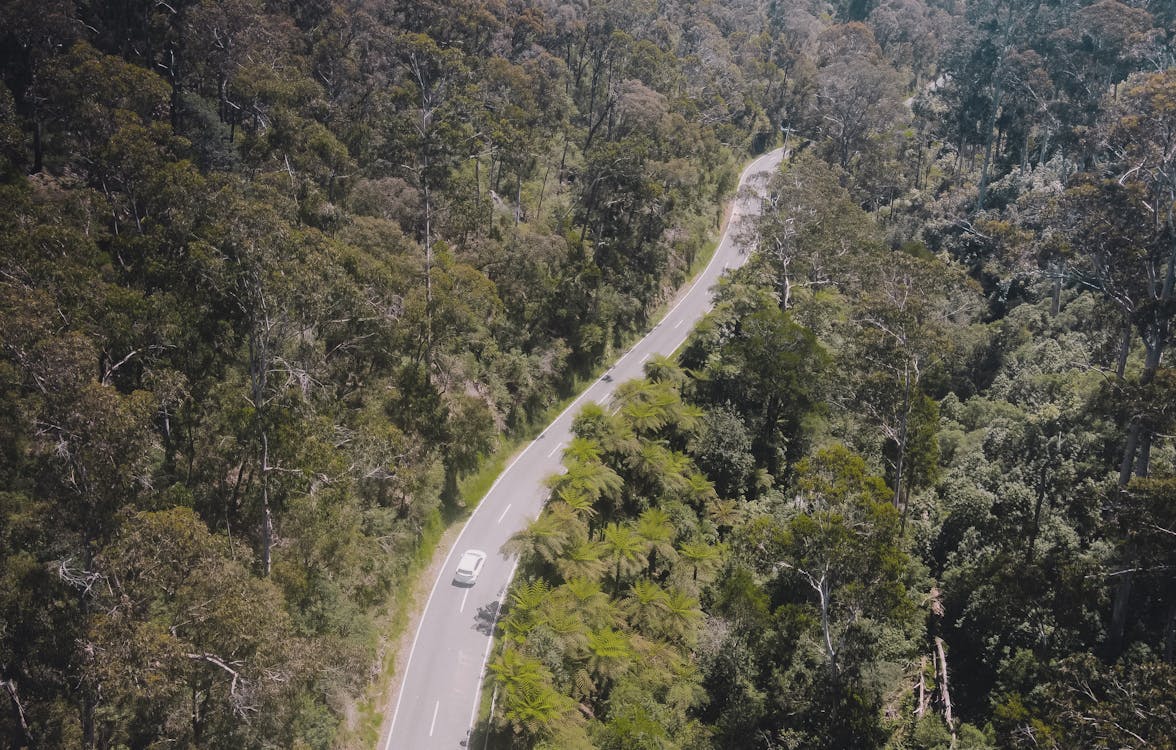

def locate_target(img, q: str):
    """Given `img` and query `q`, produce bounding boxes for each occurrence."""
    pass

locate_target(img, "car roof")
[459,549,486,564]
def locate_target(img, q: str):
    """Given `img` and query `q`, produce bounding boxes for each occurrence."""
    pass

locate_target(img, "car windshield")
[458,554,479,571]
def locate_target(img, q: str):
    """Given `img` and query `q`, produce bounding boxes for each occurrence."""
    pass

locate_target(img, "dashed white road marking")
[466,556,520,737]
[496,504,512,524]
[381,148,783,750]
[547,441,564,457]
[460,589,469,613]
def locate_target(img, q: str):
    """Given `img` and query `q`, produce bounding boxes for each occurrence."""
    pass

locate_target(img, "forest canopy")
[0,0,1174,748]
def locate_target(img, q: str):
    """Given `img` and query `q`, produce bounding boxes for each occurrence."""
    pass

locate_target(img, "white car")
[453,549,487,585]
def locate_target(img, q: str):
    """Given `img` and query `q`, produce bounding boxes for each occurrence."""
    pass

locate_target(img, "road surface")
[380,147,784,750]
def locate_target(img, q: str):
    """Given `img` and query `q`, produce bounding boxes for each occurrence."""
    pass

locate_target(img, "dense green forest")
[0,0,1174,747]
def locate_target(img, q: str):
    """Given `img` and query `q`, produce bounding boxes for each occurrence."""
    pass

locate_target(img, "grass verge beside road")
[349,148,766,749]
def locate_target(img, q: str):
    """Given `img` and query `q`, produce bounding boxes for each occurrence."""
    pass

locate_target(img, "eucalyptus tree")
[1113,476,1176,661]
[698,299,828,475]
[811,31,906,177]
[1022,69,1176,655]
[749,152,879,310]
[381,32,475,359]
[89,508,309,747]
[1100,69,1176,484]
[688,406,756,501]
[932,0,1049,209]
[1053,175,1159,382]
[845,250,978,518]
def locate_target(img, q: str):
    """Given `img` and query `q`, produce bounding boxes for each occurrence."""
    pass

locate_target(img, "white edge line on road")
[655,150,779,325]
[495,504,512,524]
[483,686,499,750]
[467,556,521,735]
[383,148,783,749]
[429,701,439,737]
[572,153,779,386]
[384,356,601,746]
[453,151,782,739]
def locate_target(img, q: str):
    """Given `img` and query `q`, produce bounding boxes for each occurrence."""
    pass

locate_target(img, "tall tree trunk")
[893,365,912,514]
[975,73,1004,211]
[935,637,956,742]
[166,43,182,131]
[557,133,570,183]
[1026,462,1048,564]
[474,151,481,203]
[82,688,96,750]
[1116,314,1132,378]
[1118,419,1141,488]
[953,135,963,186]
[248,323,273,576]
[423,165,434,361]
[515,171,523,226]
[913,137,924,191]
[1164,592,1176,664]
[261,431,272,576]
[1110,402,1142,656]
[536,158,552,217]
[32,116,43,173]
[1108,568,1134,656]
[780,262,793,311]
[1135,429,1153,478]
[818,574,838,677]
[1122,335,1166,485]
[2,676,33,745]
[1136,226,1176,477]
[579,180,600,249]
[915,656,928,718]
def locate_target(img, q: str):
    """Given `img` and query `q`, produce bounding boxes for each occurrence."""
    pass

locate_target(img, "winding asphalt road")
[380,147,784,750]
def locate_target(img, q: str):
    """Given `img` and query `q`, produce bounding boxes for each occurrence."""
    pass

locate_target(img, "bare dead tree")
[2,675,33,744]
[935,636,956,743]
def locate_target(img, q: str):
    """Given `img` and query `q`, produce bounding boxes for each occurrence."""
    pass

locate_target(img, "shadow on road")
[474,600,500,635]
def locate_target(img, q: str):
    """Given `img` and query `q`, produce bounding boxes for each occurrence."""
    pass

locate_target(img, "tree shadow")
[473,599,500,636]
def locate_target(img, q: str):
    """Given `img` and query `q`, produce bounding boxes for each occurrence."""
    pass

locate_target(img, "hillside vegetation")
[0,0,1174,748]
